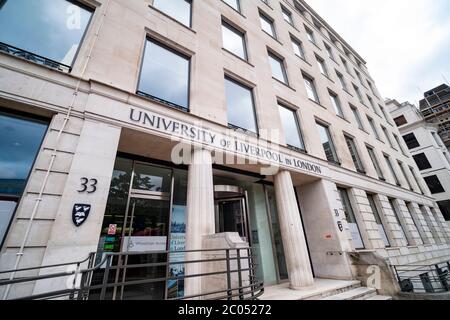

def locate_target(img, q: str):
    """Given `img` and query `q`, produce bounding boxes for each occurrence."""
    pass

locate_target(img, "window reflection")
[138,39,190,110]
[132,164,172,193]
[225,77,258,134]
[153,0,192,27]
[0,0,93,66]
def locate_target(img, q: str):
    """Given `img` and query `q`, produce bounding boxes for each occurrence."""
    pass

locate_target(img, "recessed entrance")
[214,185,250,243]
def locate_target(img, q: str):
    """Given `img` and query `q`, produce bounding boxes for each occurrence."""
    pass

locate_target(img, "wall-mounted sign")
[122,236,167,252]
[337,221,343,232]
[72,204,91,227]
[108,224,117,235]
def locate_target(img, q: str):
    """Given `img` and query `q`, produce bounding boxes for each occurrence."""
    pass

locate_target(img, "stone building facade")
[0,0,450,299]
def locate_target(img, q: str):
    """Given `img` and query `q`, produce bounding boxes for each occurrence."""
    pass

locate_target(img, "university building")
[1,0,450,300]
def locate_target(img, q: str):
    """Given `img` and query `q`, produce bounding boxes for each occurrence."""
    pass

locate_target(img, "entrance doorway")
[214,185,250,243]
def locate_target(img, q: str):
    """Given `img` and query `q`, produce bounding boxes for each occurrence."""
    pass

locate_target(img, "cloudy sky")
[306,0,450,105]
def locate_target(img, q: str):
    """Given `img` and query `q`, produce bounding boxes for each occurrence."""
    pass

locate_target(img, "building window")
[281,6,294,25]
[260,13,276,38]
[393,115,408,127]
[345,135,365,173]
[350,105,364,130]
[268,52,288,84]
[336,71,348,91]
[138,39,190,110]
[398,161,413,190]
[153,0,192,27]
[380,105,390,123]
[329,91,344,117]
[316,55,328,76]
[388,198,409,245]
[366,146,384,180]
[410,166,424,194]
[367,95,377,114]
[291,37,305,59]
[305,27,315,44]
[338,188,365,249]
[424,175,445,194]
[406,202,424,243]
[367,194,390,247]
[384,155,400,186]
[223,0,240,12]
[341,57,350,74]
[324,43,334,61]
[278,104,305,151]
[353,84,364,104]
[0,0,94,71]
[0,111,49,246]
[402,133,420,149]
[225,77,258,134]
[316,122,339,163]
[222,21,247,60]
[413,153,432,171]
[393,134,407,155]
[354,69,363,84]
[367,117,380,140]
[382,126,395,149]
[367,80,376,96]
[302,73,320,103]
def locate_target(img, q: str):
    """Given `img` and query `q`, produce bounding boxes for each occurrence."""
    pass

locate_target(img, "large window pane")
[260,14,276,38]
[138,39,190,110]
[225,78,258,134]
[367,194,390,247]
[424,175,445,194]
[269,53,288,84]
[153,0,192,27]
[303,74,319,103]
[278,104,304,150]
[403,133,420,149]
[291,38,305,59]
[0,0,93,67]
[388,199,409,245]
[384,155,400,186]
[329,91,343,117]
[338,188,364,249]
[222,22,246,60]
[316,123,339,163]
[367,146,384,180]
[223,0,240,11]
[345,136,365,173]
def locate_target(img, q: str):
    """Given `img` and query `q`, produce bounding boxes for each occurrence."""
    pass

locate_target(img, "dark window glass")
[413,153,432,170]
[394,115,407,126]
[424,175,445,194]
[0,0,93,67]
[338,188,364,249]
[345,136,365,173]
[403,133,420,149]
[316,123,339,163]
[0,112,48,246]
[278,104,304,150]
[225,77,258,134]
[153,0,192,27]
[222,22,247,60]
[367,146,384,180]
[138,39,190,110]
[437,200,450,221]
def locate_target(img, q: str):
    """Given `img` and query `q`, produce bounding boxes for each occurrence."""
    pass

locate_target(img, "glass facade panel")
[278,104,304,150]
[260,14,275,38]
[317,123,339,163]
[367,194,390,247]
[223,0,240,11]
[222,22,246,60]
[0,0,93,66]
[269,53,287,84]
[132,163,172,193]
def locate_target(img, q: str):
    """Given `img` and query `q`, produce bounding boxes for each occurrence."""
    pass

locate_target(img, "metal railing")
[0,247,263,301]
[0,42,72,72]
[392,260,450,294]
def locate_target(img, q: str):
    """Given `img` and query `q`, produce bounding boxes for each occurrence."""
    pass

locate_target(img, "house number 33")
[78,178,98,194]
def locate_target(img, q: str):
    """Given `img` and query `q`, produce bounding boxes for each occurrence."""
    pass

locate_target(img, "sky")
[306,0,450,106]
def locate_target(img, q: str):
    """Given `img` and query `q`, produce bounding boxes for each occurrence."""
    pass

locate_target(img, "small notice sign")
[108,224,117,235]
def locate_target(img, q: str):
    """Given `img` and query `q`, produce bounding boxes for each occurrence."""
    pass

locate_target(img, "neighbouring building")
[387,99,450,229]
[419,84,450,150]
[1,0,450,300]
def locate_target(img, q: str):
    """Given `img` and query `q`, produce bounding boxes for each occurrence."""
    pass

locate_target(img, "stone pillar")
[274,171,314,289]
[32,119,121,295]
[184,148,215,298]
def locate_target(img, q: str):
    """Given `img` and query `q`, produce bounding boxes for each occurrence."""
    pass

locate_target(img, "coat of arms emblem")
[72,204,91,227]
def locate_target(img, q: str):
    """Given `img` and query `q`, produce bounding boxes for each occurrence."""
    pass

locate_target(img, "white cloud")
[306,0,450,105]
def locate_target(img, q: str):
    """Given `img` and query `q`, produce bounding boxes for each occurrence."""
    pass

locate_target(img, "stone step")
[365,295,393,300]
[322,287,377,300]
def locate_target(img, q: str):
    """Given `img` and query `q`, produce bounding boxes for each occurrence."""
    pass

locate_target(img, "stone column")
[184,148,215,298]
[274,171,314,289]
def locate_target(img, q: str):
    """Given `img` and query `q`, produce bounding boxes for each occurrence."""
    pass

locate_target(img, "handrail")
[0,247,263,301]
